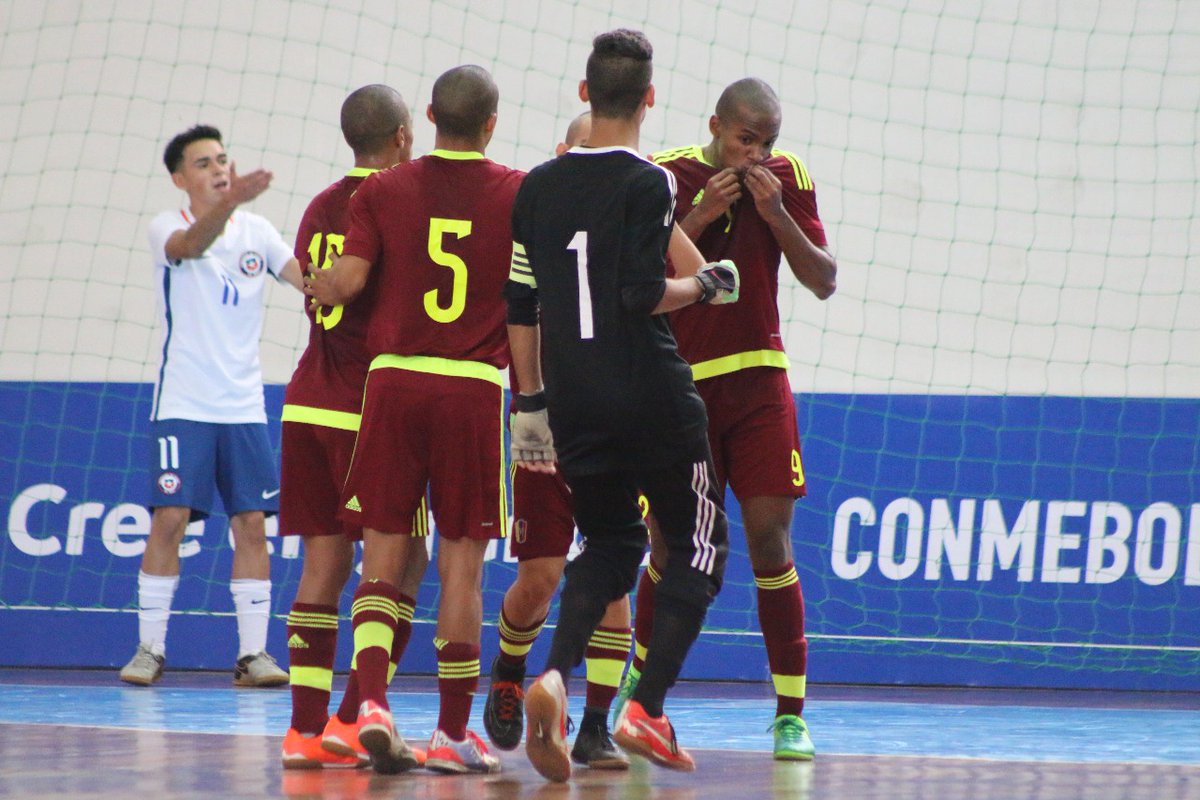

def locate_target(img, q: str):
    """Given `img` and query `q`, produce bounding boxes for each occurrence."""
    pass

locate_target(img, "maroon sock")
[755,563,808,717]
[286,602,338,734]
[436,640,480,740]
[631,558,662,673]
[349,580,400,711]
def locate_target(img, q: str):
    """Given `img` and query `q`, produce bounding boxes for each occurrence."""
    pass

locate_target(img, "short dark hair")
[341,84,411,157]
[714,78,781,122]
[430,65,499,139]
[585,29,653,118]
[163,125,222,173]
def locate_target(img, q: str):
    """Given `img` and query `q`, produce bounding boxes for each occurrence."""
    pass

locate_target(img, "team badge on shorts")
[239,251,266,277]
[513,518,527,544]
[157,472,182,495]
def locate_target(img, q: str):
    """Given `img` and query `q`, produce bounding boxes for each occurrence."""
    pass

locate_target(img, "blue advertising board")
[2,382,1197,690]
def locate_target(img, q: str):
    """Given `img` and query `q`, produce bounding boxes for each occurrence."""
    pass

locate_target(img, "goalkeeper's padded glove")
[694,259,740,305]
[511,392,556,464]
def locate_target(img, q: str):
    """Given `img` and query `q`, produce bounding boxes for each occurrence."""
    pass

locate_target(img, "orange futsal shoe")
[281,727,361,770]
[321,715,370,767]
[613,700,695,772]
[524,669,571,783]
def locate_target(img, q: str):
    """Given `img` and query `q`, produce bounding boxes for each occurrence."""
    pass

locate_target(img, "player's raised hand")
[694,259,740,305]
[227,161,274,206]
[511,398,557,473]
[693,167,742,220]
[744,164,784,220]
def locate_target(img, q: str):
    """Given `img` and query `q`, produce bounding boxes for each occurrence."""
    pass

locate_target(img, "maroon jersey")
[652,146,827,380]
[283,168,379,418]
[343,151,524,369]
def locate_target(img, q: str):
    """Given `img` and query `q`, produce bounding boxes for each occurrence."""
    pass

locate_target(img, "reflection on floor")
[4,670,1198,799]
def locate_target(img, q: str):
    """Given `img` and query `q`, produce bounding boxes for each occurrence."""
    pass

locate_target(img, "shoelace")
[768,717,804,740]
[494,682,525,721]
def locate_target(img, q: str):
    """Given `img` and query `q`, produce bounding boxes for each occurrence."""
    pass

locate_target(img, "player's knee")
[745,525,792,572]
[510,568,560,609]
[149,506,191,544]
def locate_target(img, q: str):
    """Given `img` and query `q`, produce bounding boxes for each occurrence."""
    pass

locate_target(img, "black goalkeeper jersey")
[505,146,709,476]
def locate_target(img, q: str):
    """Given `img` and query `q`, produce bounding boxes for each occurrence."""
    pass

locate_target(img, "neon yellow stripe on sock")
[289,665,333,691]
[585,657,624,689]
[772,673,807,699]
[354,620,394,654]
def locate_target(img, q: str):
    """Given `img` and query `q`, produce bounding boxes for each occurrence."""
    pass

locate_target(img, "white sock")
[231,578,272,658]
[137,571,178,657]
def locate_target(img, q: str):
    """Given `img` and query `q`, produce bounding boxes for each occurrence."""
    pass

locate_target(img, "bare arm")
[667,223,705,277]
[745,164,837,300]
[651,275,705,315]
[163,163,274,262]
[277,258,303,292]
[303,253,371,307]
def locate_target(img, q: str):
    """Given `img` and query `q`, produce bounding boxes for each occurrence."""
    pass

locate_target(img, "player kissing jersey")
[148,208,294,424]
[651,146,827,380]
[343,151,524,369]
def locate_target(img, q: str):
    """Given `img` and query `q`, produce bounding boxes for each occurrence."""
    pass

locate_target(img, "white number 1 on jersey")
[568,231,593,340]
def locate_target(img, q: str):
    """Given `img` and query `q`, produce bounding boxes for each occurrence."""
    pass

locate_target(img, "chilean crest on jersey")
[239,251,266,277]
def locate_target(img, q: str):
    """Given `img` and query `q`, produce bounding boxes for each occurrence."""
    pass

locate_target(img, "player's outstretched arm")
[650,260,739,314]
[303,253,370,307]
[164,162,274,262]
[278,258,304,291]
[667,223,705,277]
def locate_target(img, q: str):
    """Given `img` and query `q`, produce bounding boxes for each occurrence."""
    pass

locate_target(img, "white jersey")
[148,208,293,423]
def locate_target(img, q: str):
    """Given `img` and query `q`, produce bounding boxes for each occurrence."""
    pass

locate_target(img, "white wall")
[2,0,1197,396]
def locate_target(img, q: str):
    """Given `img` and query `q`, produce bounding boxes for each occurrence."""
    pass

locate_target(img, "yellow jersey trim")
[346,167,379,177]
[771,148,813,191]
[428,149,485,161]
[651,145,705,165]
[281,403,361,432]
[690,349,790,381]
[369,354,502,386]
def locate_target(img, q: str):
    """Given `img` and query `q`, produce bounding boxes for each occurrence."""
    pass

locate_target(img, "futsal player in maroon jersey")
[278,85,431,772]
[624,77,837,761]
[305,65,523,776]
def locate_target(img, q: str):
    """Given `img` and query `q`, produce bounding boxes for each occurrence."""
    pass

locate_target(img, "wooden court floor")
[2,671,1198,799]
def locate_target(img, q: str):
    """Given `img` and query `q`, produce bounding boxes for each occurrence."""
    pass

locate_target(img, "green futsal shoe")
[770,714,815,761]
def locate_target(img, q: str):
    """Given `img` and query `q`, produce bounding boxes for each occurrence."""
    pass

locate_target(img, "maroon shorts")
[697,367,807,500]
[279,416,359,538]
[510,465,575,560]
[340,364,505,541]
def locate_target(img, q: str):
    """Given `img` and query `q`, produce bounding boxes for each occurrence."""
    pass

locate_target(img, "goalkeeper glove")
[694,259,740,305]
[511,392,556,465]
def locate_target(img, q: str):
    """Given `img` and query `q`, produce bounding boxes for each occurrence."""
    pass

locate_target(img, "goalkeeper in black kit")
[503,28,739,783]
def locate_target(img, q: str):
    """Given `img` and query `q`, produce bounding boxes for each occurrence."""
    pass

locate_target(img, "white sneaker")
[233,651,289,687]
[119,643,164,686]
[425,728,501,774]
